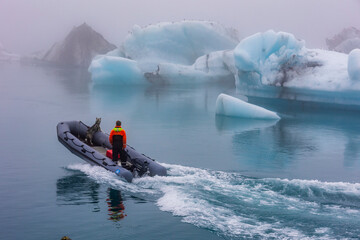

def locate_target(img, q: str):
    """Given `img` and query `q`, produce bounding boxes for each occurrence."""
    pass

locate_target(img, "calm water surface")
[1,63,360,239]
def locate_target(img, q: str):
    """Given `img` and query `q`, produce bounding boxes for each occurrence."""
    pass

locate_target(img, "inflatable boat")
[57,121,167,182]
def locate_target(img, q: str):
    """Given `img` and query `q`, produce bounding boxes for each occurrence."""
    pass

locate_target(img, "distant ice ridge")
[0,42,20,62]
[326,27,360,54]
[215,93,280,120]
[89,21,239,84]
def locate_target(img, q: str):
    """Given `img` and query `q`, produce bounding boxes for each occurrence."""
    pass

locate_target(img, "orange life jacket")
[109,125,126,148]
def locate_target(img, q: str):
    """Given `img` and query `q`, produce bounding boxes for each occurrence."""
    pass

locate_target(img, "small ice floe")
[215,93,280,120]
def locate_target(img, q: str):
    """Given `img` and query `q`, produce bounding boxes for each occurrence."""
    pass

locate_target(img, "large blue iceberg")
[89,21,360,107]
[89,21,239,84]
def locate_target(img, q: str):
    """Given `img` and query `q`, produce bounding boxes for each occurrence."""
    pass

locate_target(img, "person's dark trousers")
[119,149,126,164]
[113,147,120,162]
[113,147,126,163]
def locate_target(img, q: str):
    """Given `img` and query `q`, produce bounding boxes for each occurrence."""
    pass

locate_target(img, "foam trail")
[67,163,360,239]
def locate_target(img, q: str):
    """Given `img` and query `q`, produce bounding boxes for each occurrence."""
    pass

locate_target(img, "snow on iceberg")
[348,49,360,82]
[89,21,239,84]
[215,93,280,120]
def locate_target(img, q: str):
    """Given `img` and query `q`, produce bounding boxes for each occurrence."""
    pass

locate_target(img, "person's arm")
[122,130,127,149]
[109,130,114,145]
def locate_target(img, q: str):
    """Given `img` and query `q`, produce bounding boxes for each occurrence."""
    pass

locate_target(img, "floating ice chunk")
[89,55,147,85]
[348,49,360,82]
[215,94,280,120]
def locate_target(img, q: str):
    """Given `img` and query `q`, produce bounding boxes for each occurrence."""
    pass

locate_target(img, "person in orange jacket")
[109,120,127,166]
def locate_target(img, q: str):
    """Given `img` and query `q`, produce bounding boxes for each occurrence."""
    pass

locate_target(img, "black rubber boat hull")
[57,121,167,182]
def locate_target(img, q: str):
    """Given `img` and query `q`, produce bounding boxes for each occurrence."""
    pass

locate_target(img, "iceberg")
[89,55,147,85]
[215,93,280,120]
[89,21,360,108]
[233,30,354,91]
[348,49,360,82]
[232,30,360,108]
[89,21,239,84]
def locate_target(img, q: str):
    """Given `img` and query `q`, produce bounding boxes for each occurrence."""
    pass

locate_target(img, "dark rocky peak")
[42,23,116,67]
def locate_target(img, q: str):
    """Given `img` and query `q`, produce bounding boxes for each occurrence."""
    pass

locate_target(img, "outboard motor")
[132,159,149,177]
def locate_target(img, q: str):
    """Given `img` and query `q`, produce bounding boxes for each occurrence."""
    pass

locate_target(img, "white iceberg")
[233,30,353,91]
[232,30,360,107]
[89,21,239,84]
[348,49,360,82]
[215,94,280,120]
[89,21,360,108]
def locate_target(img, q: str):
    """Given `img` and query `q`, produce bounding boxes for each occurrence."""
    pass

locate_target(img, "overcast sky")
[1,0,359,54]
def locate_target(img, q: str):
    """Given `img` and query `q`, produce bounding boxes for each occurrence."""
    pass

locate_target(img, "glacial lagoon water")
[1,63,360,239]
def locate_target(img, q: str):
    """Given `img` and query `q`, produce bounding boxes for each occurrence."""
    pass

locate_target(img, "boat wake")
[67,163,360,239]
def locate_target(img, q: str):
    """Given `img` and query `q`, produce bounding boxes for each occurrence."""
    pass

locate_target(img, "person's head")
[116,120,121,126]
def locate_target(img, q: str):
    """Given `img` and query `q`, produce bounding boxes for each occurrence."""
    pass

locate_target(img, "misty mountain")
[42,23,116,67]
[326,27,360,54]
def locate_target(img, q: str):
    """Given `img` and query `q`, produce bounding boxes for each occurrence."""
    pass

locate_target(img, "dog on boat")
[85,118,101,145]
